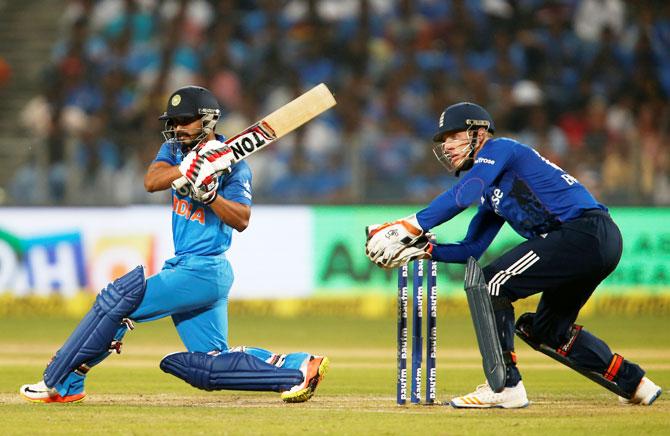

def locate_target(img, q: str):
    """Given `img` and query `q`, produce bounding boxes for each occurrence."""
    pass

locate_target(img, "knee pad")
[44,267,146,387]
[516,312,574,349]
[556,324,583,357]
[160,351,303,392]
[515,312,535,340]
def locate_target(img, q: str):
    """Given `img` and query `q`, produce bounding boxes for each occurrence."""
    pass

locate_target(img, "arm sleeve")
[221,163,253,206]
[431,205,505,263]
[154,142,177,165]
[416,143,513,231]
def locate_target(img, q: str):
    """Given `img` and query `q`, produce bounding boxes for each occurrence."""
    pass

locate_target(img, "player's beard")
[177,128,205,153]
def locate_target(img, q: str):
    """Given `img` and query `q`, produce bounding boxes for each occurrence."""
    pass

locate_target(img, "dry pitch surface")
[1,315,668,435]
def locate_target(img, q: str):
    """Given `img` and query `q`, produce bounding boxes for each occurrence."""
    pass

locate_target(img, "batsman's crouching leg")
[160,351,304,392]
[43,267,146,389]
[53,321,134,396]
[230,346,310,370]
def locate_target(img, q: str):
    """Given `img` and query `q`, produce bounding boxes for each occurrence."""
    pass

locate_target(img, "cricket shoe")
[19,380,86,404]
[450,381,529,409]
[619,377,662,406]
[280,355,329,403]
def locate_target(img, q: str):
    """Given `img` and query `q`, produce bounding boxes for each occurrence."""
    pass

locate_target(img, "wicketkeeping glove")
[374,234,434,269]
[365,214,426,263]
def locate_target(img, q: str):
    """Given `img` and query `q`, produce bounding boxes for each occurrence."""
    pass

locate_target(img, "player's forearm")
[431,208,503,263]
[431,240,490,263]
[209,198,250,232]
[144,163,182,192]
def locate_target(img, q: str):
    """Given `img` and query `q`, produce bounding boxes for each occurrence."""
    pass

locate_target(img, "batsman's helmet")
[160,85,220,123]
[160,86,220,153]
[432,102,495,142]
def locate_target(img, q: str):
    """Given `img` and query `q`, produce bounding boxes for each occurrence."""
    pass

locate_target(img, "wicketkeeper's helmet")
[431,102,495,175]
[431,102,495,142]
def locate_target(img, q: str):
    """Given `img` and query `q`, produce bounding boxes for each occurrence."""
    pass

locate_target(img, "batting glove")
[177,149,204,188]
[194,143,235,191]
[191,175,219,205]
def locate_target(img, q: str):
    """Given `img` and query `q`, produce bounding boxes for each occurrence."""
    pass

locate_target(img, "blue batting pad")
[44,266,146,387]
[53,323,132,396]
[160,351,303,392]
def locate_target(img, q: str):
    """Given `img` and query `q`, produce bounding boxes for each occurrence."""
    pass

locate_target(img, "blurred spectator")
[516,104,568,167]
[0,56,12,90]
[573,0,625,43]
[635,102,667,203]
[8,0,669,206]
[601,138,635,204]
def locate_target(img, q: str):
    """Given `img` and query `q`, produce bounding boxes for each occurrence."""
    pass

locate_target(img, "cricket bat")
[173,83,336,190]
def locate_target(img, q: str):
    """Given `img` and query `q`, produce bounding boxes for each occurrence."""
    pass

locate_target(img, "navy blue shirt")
[416,137,605,263]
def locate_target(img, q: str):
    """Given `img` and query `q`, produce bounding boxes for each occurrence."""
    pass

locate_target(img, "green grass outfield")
[0,313,668,435]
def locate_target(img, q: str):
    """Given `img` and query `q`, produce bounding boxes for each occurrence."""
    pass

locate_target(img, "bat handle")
[172,176,189,190]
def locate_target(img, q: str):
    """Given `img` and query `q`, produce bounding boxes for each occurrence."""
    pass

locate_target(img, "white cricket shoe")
[19,380,86,404]
[450,381,529,409]
[619,377,662,406]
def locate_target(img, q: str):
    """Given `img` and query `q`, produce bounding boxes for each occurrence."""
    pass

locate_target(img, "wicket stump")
[397,259,438,405]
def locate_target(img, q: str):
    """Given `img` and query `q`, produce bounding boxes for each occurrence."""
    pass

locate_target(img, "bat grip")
[173,176,189,190]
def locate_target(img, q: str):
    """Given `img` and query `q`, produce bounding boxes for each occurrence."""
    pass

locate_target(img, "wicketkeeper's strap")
[604,354,624,381]
[503,351,517,366]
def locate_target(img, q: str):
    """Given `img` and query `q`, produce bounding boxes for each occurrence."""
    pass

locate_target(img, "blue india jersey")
[416,137,605,262]
[154,135,252,256]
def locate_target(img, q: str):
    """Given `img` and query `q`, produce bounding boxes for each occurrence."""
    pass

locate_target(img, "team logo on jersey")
[171,94,181,106]
[172,195,205,225]
[475,157,496,165]
[490,188,504,215]
[242,180,252,200]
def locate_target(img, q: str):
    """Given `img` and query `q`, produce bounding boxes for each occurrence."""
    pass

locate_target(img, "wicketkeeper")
[365,102,662,408]
[20,85,328,404]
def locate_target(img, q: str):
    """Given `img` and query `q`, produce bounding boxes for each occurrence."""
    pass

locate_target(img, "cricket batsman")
[365,102,662,408]
[20,85,328,404]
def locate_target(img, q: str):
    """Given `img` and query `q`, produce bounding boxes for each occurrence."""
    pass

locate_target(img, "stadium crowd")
[10,0,670,206]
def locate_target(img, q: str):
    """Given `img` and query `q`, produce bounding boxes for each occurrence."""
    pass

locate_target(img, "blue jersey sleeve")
[221,161,253,206]
[154,142,177,166]
[431,205,504,263]
[416,142,514,231]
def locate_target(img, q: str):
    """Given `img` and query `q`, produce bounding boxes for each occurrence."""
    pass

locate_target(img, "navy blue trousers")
[483,210,644,394]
